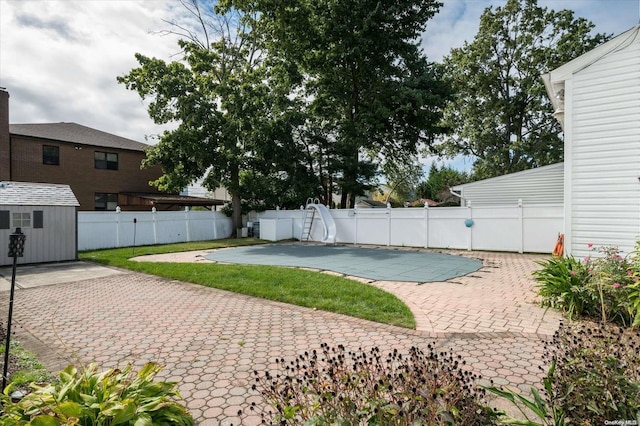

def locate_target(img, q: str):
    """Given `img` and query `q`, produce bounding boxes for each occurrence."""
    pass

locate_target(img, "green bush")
[535,243,640,326]
[0,362,193,426]
[253,343,498,425]
[487,321,640,425]
[533,255,591,320]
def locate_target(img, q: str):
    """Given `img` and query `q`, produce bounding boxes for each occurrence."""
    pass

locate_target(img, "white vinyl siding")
[0,205,77,265]
[452,163,564,207]
[569,40,640,258]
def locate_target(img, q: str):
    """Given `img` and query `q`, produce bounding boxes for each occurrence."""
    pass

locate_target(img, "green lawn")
[80,239,416,329]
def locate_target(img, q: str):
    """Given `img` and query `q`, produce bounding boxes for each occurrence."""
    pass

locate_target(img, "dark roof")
[0,181,79,206]
[9,122,149,152]
[121,193,226,207]
[356,199,388,208]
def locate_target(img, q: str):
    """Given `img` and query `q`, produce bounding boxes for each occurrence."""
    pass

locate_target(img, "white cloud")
[0,0,180,142]
[1,0,638,149]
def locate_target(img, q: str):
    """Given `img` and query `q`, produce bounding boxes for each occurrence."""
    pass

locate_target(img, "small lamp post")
[3,227,26,391]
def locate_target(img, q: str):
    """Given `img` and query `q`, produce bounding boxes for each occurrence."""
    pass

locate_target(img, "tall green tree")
[416,163,469,202]
[441,0,609,179]
[118,2,306,232]
[226,0,451,208]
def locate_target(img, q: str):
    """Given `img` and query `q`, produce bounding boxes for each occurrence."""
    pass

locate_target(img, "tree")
[118,2,306,232]
[416,163,469,203]
[227,0,451,208]
[441,0,609,180]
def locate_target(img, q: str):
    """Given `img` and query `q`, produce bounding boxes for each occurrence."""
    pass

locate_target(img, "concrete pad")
[0,261,126,291]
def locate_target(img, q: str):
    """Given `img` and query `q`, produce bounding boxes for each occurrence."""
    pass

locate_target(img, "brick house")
[0,88,221,211]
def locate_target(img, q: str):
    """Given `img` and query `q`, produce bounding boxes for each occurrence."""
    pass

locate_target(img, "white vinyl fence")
[254,203,563,254]
[78,209,233,251]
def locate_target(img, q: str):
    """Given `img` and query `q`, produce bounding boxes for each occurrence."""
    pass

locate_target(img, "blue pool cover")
[204,244,482,283]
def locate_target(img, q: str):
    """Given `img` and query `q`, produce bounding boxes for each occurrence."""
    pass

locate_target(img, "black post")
[132,218,137,256]
[3,228,25,391]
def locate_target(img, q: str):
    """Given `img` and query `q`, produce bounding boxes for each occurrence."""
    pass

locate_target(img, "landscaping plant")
[253,343,498,425]
[535,242,640,326]
[0,362,193,425]
[533,255,591,320]
[487,321,640,425]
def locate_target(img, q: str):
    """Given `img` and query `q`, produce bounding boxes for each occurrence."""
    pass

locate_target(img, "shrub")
[487,321,640,425]
[0,362,193,425]
[535,243,640,326]
[545,322,640,423]
[584,245,636,325]
[253,343,498,425]
[533,255,591,320]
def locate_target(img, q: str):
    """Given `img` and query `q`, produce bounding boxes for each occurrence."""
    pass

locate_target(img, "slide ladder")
[300,208,315,241]
[302,198,337,244]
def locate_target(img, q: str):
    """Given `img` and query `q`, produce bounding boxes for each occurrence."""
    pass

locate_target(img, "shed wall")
[0,205,77,266]
[569,41,640,258]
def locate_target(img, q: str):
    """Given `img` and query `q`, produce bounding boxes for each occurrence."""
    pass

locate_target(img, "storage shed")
[0,181,80,266]
[542,25,640,258]
[451,163,564,207]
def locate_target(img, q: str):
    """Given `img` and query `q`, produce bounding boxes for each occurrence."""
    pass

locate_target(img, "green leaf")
[56,400,83,418]
[111,401,137,424]
[133,413,154,426]
[30,416,62,426]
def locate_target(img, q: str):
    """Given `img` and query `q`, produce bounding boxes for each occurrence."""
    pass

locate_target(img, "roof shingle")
[9,122,149,152]
[0,181,80,206]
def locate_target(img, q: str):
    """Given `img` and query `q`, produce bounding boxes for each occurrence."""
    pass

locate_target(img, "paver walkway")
[1,248,562,425]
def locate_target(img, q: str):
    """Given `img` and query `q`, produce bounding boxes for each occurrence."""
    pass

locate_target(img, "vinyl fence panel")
[254,202,562,254]
[78,210,233,251]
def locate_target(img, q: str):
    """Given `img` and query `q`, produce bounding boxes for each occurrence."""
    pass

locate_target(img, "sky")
[1,0,639,171]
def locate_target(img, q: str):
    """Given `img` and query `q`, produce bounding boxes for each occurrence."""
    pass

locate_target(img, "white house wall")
[568,40,640,258]
[453,163,564,207]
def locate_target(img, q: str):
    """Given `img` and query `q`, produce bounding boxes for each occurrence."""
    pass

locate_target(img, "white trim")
[563,78,573,256]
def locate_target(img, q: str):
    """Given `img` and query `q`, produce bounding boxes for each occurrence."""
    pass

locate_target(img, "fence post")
[387,203,391,247]
[212,208,218,240]
[185,206,191,242]
[424,203,429,249]
[353,206,358,245]
[467,201,472,251]
[518,199,524,254]
[152,207,158,244]
[115,206,121,247]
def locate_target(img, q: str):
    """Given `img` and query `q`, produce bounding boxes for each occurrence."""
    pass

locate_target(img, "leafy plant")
[543,322,640,423]
[0,362,193,425]
[488,322,640,425]
[486,360,565,426]
[535,243,640,326]
[533,255,591,320]
[253,343,498,425]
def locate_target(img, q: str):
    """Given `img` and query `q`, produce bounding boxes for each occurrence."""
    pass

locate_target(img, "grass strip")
[80,239,416,329]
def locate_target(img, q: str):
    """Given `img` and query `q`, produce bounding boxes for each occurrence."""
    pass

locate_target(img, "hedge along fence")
[78,209,233,251]
[253,202,563,254]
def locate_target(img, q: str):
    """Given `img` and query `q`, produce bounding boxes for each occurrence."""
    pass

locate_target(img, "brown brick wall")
[10,136,166,210]
[0,90,10,181]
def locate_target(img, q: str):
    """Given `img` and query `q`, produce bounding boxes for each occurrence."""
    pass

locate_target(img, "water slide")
[306,203,337,244]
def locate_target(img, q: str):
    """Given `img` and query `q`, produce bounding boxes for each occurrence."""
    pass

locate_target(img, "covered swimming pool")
[204,244,482,283]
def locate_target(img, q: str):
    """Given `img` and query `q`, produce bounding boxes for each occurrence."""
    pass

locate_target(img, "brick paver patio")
[1,248,561,425]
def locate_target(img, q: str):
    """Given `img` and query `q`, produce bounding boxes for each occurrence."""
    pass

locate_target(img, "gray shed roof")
[10,122,149,152]
[0,181,80,206]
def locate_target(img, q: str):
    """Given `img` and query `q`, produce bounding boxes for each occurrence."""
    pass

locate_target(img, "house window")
[95,151,118,170]
[43,145,60,165]
[95,193,118,211]
[12,212,31,228]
